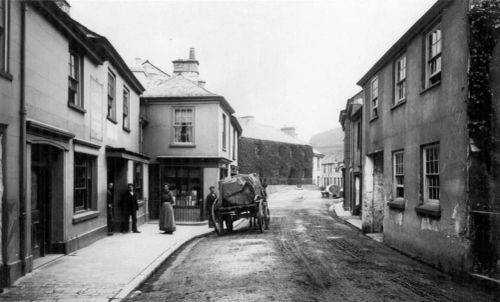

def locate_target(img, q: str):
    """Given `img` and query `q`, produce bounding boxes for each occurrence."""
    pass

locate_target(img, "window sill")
[391,99,406,111]
[0,70,13,81]
[415,203,441,218]
[68,103,87,114]
[72,210,100,224]
[107,117,118,124]
[138,200,145,207]
[387,198,405,210]
[123,127,131,133]
[369,116,379,123]
[420,81,441,95]
[170,143,196,148]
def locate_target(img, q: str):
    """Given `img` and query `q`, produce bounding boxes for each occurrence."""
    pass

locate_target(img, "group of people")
[106,182,141,235]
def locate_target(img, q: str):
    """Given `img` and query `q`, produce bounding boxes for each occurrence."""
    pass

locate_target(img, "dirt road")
[126,189,497,302]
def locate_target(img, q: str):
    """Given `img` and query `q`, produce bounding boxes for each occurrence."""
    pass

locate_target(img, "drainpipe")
[19,0,27,275]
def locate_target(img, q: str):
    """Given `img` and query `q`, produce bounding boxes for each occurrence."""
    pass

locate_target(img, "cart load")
[219,174,266,207]
[212,174,270,235]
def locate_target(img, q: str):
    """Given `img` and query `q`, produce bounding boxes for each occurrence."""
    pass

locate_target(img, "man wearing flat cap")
[121,183,140,233]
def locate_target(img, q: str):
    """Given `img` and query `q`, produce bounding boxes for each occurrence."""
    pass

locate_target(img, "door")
[31,165,50,259]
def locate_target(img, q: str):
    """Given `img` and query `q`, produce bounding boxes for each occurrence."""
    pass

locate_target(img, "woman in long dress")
[159,183,176,234]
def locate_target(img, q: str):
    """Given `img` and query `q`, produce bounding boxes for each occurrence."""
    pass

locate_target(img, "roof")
[313,148,325,157]
[142,74,219,98]
[357,0,453,86]
[238,118,310,146]
[322,154,342,165]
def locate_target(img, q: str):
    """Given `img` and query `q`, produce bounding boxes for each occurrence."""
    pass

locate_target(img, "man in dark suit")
[205,186,217,228]
[121,183,140,233]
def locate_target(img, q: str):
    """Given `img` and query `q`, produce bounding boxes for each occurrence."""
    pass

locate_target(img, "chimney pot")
[189,48,196,60]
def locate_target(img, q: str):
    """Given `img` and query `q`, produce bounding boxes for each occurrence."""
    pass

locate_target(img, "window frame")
[422,143,440,204]
[222,114,227,151]
[172,107,195,145]
[73,152,95,213]
[68,49,84,110]
[394,54,407,105]
[122,86,130,131]
[393,150,404,199]
[0,0,9,76]
[370,76,379,120]
[107,70,117,122]
[232,129,237,160]
[424,23,442,88]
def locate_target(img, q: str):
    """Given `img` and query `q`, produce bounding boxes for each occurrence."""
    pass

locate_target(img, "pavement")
[0,222,213,302]
[328,198,384,242]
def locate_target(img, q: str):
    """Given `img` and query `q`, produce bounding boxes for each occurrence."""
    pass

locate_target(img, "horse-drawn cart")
[211,174,270,235]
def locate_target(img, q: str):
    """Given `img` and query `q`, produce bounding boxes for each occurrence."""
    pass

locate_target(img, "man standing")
[205,186,217,228]
[107,182,114,235]
[121,183,140,233]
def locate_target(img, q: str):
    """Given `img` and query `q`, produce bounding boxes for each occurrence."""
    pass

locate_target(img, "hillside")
[309,128,344,161]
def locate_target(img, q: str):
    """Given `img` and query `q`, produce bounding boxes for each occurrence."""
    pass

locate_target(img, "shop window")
[74,153,95,212]
[134,162,143,200]
[161,166,202,206]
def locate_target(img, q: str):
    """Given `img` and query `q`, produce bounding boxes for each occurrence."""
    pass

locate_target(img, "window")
[232,129,236,160]
[107,71,116,121]
[370,77,378,119]
[0,0,9,73]
[394,55,406,104]
[393,151,404,198]
[123,86,130,131]
[356,122,361,150]
[134,162,143,200]
[68,51,82,108]
[425,24,442,87]
[173,108,193,143]
[423,144,439,203]
[74,153,95,212]
[222,114,227,151]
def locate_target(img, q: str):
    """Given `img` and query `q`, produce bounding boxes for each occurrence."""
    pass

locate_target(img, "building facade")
[238,117,313,185]
[320,155,343,188]
[312,149,324,186]
[351,0,500,279]
[339,91,363,215]
[0,0,149,285]
[139,49,241,222]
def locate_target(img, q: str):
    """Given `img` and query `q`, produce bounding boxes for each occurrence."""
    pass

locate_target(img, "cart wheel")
[257,201,264,233]
[264,203,270,230]
[212,200,224,236]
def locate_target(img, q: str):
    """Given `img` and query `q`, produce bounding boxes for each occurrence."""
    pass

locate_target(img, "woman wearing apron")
[159,183,176,234]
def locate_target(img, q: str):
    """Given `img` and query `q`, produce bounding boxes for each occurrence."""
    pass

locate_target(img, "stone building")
[138,49,241,222]
[0,0,148,285]
[238,117,313,185]
[352,0,500,279]
[339,90,363,215]
[320,154,343,188]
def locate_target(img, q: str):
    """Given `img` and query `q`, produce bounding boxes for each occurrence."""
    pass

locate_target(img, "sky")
[68,0,438,141]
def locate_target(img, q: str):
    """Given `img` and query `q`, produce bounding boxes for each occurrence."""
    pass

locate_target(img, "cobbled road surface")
[126,189,497,302]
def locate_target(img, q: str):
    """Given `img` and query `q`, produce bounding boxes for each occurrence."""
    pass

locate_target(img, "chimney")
[54,0,71,14]
[281,126,297,137]
[135,57,143,67]
[238,116,255,124]
[198,80,206,88]
[172,48,199,82]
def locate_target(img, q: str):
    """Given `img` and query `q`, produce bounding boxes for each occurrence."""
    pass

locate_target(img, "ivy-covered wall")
[238,137,313,185]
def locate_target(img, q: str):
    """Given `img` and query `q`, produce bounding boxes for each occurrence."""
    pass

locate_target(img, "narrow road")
[126,189,496,302]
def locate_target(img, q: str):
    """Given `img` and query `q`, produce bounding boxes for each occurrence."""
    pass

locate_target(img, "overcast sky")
[69,0,437,141]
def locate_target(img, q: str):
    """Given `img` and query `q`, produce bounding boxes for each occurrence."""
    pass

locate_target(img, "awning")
[106,146,150,163]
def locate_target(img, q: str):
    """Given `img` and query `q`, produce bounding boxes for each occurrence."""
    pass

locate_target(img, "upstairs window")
[123,86,130,131]
[425,24,442,87]
[68,51,82,109]
[173,108,194,144]
[0,0,9,73]
[222,114,227,151]
[232,129,237,160]
[423,144,440,204]
[393,151,404,198]
[370,77,379,119]
[394,55,407,104]
[107,71,116,121]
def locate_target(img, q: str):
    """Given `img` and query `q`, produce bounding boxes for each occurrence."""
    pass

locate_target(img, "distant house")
[312,149,324,186]
[131,58,170,90]
[320,154,343,188]
[238,117,313,185]
[139,49,241,221]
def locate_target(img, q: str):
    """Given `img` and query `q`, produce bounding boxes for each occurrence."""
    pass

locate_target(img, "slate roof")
[239,118,310,146]
[142,74,219,98]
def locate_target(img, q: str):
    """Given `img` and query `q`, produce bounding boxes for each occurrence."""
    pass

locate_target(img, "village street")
[125,189,496,302]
